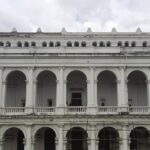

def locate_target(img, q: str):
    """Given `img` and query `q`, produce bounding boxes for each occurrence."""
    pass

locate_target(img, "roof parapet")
[111,27,117,33]
[136,27,142,33]
[37,27,42,33]
[11,28,17,33]
[61,27,67,34]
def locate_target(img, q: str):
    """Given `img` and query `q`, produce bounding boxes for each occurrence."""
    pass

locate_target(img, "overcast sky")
[0,0,150,32]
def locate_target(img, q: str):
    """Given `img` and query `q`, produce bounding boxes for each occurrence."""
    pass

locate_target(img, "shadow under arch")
[66,127,88,150]
[98,127,119,150]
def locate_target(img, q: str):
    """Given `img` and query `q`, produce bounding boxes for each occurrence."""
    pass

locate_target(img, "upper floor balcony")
[0,67,150,116]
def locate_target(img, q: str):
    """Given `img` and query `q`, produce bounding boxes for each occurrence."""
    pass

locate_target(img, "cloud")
[0,0,149,32]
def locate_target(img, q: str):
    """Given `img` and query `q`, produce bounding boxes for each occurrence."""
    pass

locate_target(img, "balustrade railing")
[98,106,118,114]
[66,106,87,113]
[129,106,149,114]
[34,107,55,113]
[0,106,149,115]
[2,107,25,114]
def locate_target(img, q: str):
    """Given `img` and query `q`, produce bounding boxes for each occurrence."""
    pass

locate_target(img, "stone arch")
[36,70,57,107]
[2,127,26,150]
[98,127,120,150]
[66,70,87,106]
[34,127,56,150]
[66,127,88,150]
[5,70,26,107]
[127,70,148,106]
[97,70,117,106]
[130,127,149,150]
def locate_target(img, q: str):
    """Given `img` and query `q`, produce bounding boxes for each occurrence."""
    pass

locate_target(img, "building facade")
[0,28,149,150]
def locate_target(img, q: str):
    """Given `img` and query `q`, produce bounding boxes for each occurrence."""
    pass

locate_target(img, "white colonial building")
[0,27,149,150]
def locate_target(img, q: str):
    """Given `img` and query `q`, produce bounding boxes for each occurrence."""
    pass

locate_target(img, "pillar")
[63,138,67,150]
[0,139,3,150]
[0,68,3,108]
[146,71,150,112]
[121,125,129,150]
[90,126,96,150]
[87,67,97,114]
[56,67,66,113]
[117,67,128,112]
[58,125,63,150]
[26,67,34,113]
[24,126,32,150]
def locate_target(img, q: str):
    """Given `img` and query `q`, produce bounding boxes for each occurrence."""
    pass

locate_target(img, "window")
[6,41,11,47]
[49,41,54,47]
[81,41,86,47]
[100,41,105,47]
[118,41,122,47]
[31,41,36,47]
[55,41,61,47]
[124,41,129,47]
[0,42,4,47]
[74,41,79,47]
[42,42,47,47]
[67,41,72,47]
[24,42,29,47]
[131,41,136,47]
[47,99,53,107]
[71,92,82,106]
[106,41,111,47]
[92,41,97,47]
[17,41,22,47]
[143,41,147,47]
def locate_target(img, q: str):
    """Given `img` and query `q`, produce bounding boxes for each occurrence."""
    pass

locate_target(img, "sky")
[0,0,150,32]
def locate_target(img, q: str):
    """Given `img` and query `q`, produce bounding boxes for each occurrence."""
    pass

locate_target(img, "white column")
[26,67,34,113]
[87,67,97,114]
[146,76,150,110]
[2,80,6,108]
[90,126,96,150]
[121,125,129,150]
[24,126,32,150]
[63,138,67,150]
[0,139,3,150]
[58,125,63,150]
[0,68,3,108]
[117,67,128,112]
[56,67,66,113]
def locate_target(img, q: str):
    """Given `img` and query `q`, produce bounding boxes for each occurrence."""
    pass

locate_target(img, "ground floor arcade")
[0,124,149,150]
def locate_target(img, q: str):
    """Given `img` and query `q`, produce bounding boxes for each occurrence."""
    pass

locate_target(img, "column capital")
[88,66,96,70]
[27,66,35,71]
[118,66,126,70]
[31,138,36,145]
[58,66,65,70]
[116,80,121,84]
[0,139,4,145]
[86,80,90,84]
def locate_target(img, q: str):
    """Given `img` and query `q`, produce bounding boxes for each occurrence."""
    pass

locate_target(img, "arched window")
[17,41,22,47]
[131,41,136,47]
[24,42,29,47]
[67,41,72,47]
[49,41,54,47]
[6,41,11,47]
[117,41,122,47]
[81,41,86,47]
[31,41,36,47]
[106,41,111,47]
[92,41,97,47]
[55,41,61,47]
[42,42,47,47]
[100,41,105,47]
[143,41,147,47]
[74,41,79,47]
[124,41,129,47]
[0,42,4,47]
